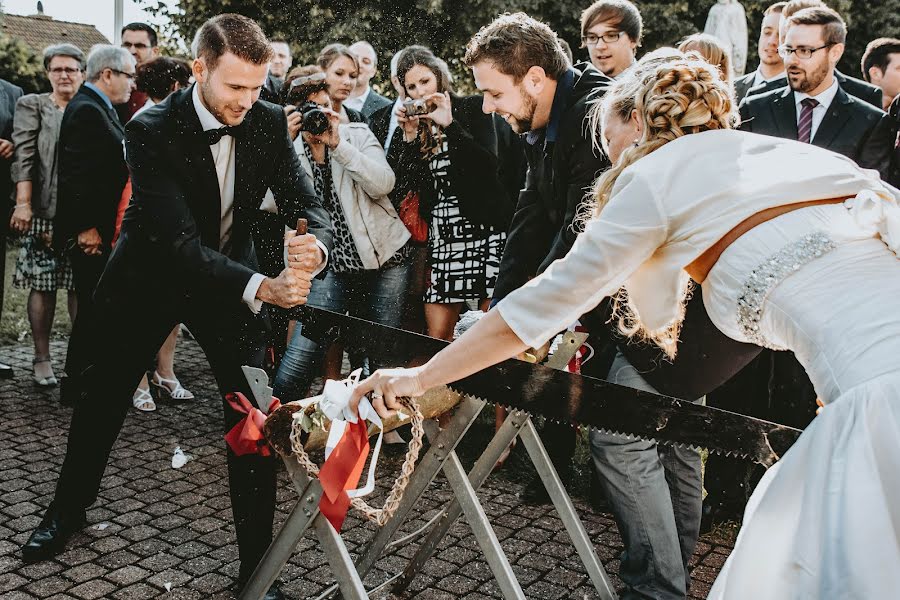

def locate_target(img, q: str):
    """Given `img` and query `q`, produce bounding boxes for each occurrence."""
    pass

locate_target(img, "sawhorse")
[240,333,618,599]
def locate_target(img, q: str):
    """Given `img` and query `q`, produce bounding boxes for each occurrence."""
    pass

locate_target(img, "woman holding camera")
[388,45,524,341]
[317,44,365,125]
[271,66,412,400]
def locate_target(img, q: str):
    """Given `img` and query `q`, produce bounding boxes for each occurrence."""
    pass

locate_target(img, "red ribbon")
[318,419,370,531]
[224,392,281,457]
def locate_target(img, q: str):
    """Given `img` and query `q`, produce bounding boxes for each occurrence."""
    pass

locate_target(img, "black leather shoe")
[21,506,86,563]
[0,362,13,379]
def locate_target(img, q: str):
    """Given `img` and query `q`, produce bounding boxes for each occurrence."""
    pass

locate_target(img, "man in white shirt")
[734,2,787,101]
[22,15,332,600]
[345,41,391,119]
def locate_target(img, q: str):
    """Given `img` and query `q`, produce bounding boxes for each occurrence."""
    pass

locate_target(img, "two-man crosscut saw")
[294,307,802,466]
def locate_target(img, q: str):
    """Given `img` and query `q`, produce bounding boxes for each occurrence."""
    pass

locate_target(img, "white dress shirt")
[192,86,266,314]
[384,97,403,152]
[344,85,371,112]
[794,78,839,142]
[751,68,786,88]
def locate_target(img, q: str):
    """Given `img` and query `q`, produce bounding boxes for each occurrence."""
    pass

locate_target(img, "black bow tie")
[204,124,243,145]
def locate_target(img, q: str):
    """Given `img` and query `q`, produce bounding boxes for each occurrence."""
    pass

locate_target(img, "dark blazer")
[835,70,883,108]
[734,72,787,103]
[368,102,393,147]
[259,73,284,104]
[359,89,392,120]
[387,94,526,231]
[492,64,611,303]
[739,85,888,167]
[55,85,129,251]
[0,78,24,203]
[101,86,332,305]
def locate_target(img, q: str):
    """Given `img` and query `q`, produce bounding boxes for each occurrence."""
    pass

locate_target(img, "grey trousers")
[589,351,703,600]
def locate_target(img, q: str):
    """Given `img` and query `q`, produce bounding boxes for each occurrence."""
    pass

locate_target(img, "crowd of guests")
[0,2,898,599]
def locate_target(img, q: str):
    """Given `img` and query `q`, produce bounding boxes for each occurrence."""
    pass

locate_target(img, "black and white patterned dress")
[424,138,505,303]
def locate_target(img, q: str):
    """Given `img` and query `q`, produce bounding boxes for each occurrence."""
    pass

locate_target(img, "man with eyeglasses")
[739,7,887,165]
[579,0,641,78]
[53,45,135,406]
[116,22,160,123]
[776,0,882,108]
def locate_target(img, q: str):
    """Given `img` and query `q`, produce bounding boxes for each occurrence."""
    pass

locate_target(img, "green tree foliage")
[0,32,49,94]
[141,0,900,93]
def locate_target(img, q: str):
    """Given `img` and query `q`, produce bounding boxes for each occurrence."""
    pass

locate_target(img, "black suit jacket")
[101,86,332,306]
[835,70,883,108]
[734,72,787,103]
[0,78,24,204]
[55,86,129,251]
[739,85,888,167]
[387,94,525,231]
[493,64,611,303]
[359,89,392,120]
[368,102,392,147]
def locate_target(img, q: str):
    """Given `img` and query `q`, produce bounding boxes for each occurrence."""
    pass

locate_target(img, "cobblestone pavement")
[0,337,734,600]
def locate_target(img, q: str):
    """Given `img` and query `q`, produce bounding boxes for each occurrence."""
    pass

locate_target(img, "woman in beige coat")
[271,66,411,402]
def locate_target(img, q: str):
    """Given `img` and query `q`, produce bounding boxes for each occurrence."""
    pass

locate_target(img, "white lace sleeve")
[495,171,667,349]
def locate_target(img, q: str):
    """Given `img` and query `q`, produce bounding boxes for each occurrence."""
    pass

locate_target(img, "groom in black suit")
[22,14,333,599]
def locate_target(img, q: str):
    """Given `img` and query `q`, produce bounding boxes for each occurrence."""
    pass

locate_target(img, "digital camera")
[299,102,329,135]
[402,98,436,117]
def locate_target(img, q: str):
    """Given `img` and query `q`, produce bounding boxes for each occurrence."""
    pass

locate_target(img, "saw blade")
[295,307,802,466]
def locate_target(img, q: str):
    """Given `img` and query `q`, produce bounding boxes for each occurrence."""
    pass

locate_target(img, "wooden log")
[263,385,465,455]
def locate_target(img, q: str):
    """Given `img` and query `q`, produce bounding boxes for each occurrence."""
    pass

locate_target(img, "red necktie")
[797,97,819,144]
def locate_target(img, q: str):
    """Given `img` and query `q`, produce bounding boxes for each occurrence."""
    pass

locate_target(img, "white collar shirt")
[794,78,839,142]
[751,68,786,88]
[191,85,265,312]
[344,86,371,112]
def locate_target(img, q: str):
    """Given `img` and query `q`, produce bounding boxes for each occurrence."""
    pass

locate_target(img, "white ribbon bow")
[313,369,384,499]
[845,190,900,256]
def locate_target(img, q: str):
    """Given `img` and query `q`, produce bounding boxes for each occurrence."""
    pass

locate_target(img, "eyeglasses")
[107,68,135,80]
[581,31,626,46]
[48,67,81,75]
[121,42,150,51]
[778,44,834,60]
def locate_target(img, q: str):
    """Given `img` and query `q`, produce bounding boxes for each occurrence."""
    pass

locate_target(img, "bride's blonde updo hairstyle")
[583,49,738,356]
[589,49,738,216]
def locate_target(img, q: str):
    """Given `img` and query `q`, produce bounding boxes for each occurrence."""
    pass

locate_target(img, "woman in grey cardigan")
[9,44,85,387]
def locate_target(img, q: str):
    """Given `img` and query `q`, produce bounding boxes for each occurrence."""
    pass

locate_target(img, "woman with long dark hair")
[387,45,524,340]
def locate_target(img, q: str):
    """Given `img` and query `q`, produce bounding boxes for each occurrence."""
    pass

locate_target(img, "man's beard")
[508,86,538,134]
[199,79,247,125]
[788,61,829,94]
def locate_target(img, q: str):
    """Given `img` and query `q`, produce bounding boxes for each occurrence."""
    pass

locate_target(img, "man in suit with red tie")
[739,6,887,166]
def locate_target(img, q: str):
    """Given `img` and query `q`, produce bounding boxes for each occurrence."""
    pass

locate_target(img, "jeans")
[590,351,704,600]
[273,261,411,401]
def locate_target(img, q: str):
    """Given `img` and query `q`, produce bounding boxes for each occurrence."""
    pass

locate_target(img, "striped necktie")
[797,97,819,143]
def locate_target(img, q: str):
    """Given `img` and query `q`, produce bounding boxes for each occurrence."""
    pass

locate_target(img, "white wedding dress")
[494,131,900,599]
[703,204,900,598]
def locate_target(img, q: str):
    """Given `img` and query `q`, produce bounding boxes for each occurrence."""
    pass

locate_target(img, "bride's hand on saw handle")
[349,366,428,419]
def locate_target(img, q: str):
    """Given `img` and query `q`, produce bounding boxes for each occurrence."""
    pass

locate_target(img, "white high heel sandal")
[151,371,195,401]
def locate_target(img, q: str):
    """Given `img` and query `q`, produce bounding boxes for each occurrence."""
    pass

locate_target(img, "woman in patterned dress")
[272,66,412,401]
[9,44,85,387]
[387,46,525,341]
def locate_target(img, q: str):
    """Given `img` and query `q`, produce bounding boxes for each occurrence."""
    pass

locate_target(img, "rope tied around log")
[287,396,425,527]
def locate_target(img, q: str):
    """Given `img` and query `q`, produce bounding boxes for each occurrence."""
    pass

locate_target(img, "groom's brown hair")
[193,13,273,71]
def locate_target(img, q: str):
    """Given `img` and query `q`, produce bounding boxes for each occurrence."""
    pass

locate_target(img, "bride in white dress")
[350,51,900,598]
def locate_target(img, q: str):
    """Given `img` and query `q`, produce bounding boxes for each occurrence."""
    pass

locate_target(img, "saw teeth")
[450,386,753,462]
